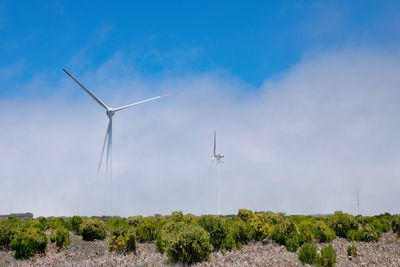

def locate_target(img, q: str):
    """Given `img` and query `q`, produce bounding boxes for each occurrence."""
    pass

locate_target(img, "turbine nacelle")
[214,153,224,160]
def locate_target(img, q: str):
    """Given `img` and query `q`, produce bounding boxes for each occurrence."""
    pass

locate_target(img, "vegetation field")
[1,210,400,266]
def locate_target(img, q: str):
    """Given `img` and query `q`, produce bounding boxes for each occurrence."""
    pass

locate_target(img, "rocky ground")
[1,232,399,266]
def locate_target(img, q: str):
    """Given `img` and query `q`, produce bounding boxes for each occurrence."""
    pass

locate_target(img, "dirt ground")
[1,232,399,266]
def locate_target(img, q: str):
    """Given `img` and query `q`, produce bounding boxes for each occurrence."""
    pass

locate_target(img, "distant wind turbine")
[63,69,168,213]
[211,130,224,215]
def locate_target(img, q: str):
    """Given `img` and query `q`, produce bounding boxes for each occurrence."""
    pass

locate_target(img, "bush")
[80,219,107,241]
[109,228,136,254]
[329,211,359,238]
[197,216,231,251]
[317,244,336,267]
[392,215,400,233]
[47,217,68,230]
[298,243,317,264]
[269,220,297,246]
[38,217,48,230]
[171,211,184,222]
[0,218,23,249]
[285,236,300,252]
[249,213,271,241]
[10,227,47,259]
[359,216,390,236]
[167,224,213,264]
[346,229,363,242]
[155,221,185,253]
[237,209,254,223]
[70,216,83,234]
[50,228,70,250]
[127,215,143,227]
[265,212,285,225]
[315,221,336,243]
[361,224,379,242]
[226,219,253,248]
[136,216,158,242]
[347,245,357,259]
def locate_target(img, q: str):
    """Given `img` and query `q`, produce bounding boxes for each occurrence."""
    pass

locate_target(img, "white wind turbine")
[211,130,224,215]
[63,69,168,213]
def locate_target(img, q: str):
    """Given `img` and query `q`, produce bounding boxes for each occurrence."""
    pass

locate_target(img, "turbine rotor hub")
[106,110,116,117]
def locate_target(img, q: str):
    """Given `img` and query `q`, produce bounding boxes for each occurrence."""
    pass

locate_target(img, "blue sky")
[1,1,400,216]
[1,0,400,97]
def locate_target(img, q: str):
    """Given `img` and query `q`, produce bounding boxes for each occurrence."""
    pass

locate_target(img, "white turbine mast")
[211,130,224,215]
[63,69,168,214]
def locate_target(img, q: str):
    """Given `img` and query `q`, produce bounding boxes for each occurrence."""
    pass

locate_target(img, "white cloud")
[1,48,400,217]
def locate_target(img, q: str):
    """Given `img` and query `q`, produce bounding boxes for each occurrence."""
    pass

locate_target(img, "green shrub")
[197,216,232,251]
[297,220,315,244]
[226,219,253,248]
[361,224,379,242]
[315,221,336,243]
[391,215,400,233]
[136,216,158,242]
[109,228,136,254]
[80,219,107,241]
[238,209,254,223]
[317,244,336,267]
[329,211,359,238]
[265,212,285,225]
[156,232,169,253]
[298,243,317,264]
[167,224,213,264]
[70,216,83,234]
[269,220,297,246]
[25,220,46,231]
[0,218,23,249]
[156,222,176,253]
[347,245,357,259]
[171,211,184,222]
[346,229,363,242]
[50,227,70,250]
[223,233,236,251]
[127,215,144,227]
[38,217,48,230]
[360,216,390,236]
[10,227,47,259]
[285,236,300,252]
[249,213,271,241]
[108,218,129,231]
[155,221,189,254]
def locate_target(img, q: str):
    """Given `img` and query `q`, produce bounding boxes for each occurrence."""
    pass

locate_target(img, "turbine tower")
[63,69,168,214]
[211,130,224,215]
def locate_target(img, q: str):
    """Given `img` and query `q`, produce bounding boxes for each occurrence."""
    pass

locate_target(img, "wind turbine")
[211,130,224,215]
[63,69,168,213]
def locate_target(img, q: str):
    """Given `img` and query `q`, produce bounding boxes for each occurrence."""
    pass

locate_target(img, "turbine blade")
[213,130,216,156]
[208,159,215,175]
[98,119,111,172]
[63,68,109,110]
[113,94,169,112]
